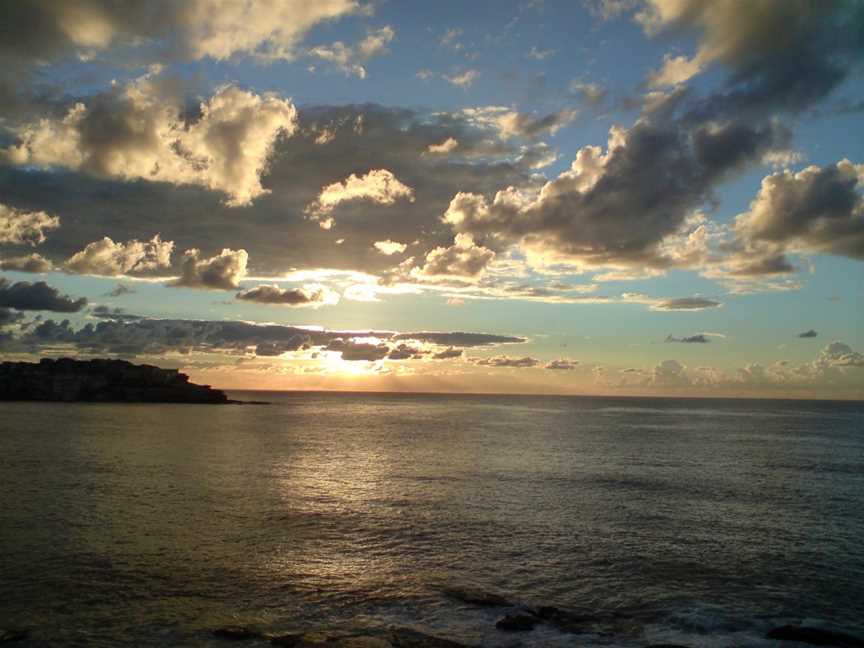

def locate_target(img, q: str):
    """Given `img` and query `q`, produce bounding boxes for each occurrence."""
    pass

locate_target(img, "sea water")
[1,393,863,646]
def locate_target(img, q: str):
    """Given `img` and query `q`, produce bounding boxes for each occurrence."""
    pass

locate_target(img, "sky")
[0,0,862,398]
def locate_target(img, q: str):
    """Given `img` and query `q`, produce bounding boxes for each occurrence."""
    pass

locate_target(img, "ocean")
[1,393,862,647]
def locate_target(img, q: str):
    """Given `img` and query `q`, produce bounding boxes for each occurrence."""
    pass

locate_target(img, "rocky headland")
[0,358,229,404]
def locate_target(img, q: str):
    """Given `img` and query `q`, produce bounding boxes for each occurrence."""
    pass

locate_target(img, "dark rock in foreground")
[0,629,28,643]
[212,626,471,647]
[212,626,263,640]
[766,625,864,647]
[0,358,228,404]
[495,612,539,632]
[441,586,512,607]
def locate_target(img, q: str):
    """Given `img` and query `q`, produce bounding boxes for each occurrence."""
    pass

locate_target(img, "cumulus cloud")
[305,168,415,227]
[0,203,60,246]
[442,118,789,271]
[798,329,818,338]
[374,240,408,255]
[414,233,495,279]
[170,248,248,290]
[0,253,53,273]
[65,235,173,276]
[236,284,340,307]
[3,80,298,206]
[732,160,864,264]
[0,278,86,312]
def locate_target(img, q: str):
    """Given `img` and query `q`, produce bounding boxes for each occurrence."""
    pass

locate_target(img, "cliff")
[0,358,228,404]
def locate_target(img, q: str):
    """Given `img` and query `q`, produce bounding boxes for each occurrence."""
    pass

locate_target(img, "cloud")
[414,233,495,279]
[0,0,365,68]
[819,342,864,368]
[653,297,721,311]
[0,203,60,246]
[651,359,689,386]
[649,54,702,87]
[798,329,818,338]
[444,70,479,88]
[439,28,464,51]
[391,331,525,347]
[3,80,298,206]
[170,248,248,290]
[442,118,789,271]
[0,307,24,327]
[570,82,607,107]
[308,25,394,78]
[432,347,463,359]
[460,106,577,140]
[633,0,863,115]
[374,240,408,255]
[426,137,459,155]
[104,283,135,298]
[0,278,86,312]
[0,253,53,273]
[65,235,173,276]
[472,355,540,368]
[12,315,525,359]
[236,284,340,307]
[665,334,709,344]
[546,358,578,370]
[527,46,556,60]
[1,103,541,284]
[732,160,864,264]
[305,168,415,227]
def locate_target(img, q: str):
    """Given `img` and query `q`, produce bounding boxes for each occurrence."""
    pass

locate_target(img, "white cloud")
[306,169,415,226]
[65,235,174,276]
[444,69,479,88]
[0,203,60,246]
[4,79,298,207]
[308,25,394,78]
[426,137,459,155]
[374,240,408,255]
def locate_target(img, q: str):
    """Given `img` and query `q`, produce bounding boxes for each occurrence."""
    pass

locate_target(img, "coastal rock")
[532,605,596,633]
[212,626,263,640]
[442,586,512,607]
[269,629,469,648]
[766,625,864,647]
[495,612,540,632]
[0,629,28,643]
[0,358,228,404]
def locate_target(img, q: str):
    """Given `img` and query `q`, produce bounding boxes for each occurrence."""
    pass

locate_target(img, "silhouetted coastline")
[0,357,232,404]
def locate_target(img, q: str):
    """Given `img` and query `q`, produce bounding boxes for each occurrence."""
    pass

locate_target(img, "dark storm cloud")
[0,278,86,312]
[798,329,818,338]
